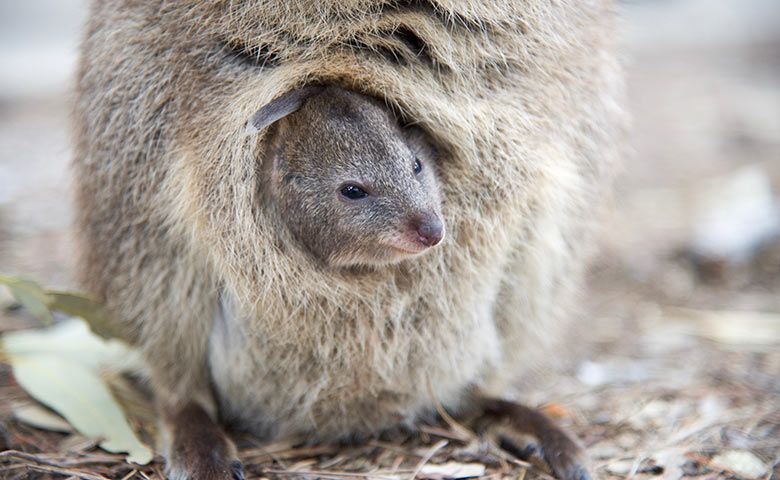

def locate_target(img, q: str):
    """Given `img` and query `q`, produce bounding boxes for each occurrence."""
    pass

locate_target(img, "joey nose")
[411,214,444,247]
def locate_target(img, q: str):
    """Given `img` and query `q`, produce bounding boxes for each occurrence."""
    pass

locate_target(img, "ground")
[0,2,778,479]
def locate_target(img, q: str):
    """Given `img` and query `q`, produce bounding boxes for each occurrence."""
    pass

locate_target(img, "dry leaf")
[1,319,152,465]
[0,274,120,339]
[418,462,486,479]
[0,274,53,325]
[663,307,780,350]
[13,403,73,433]
[710,450,769,479]
[605,459,635,476]
[46,291,119,339]
[542,403,570,419]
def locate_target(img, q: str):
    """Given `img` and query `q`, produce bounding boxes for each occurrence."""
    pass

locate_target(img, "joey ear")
[246,85,325,134]
[404,125,439,160]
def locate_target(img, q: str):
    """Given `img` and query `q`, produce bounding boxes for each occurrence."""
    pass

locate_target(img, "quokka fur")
[74,0,624,442]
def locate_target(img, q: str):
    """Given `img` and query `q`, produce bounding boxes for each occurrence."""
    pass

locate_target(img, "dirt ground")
[0,2,778,479]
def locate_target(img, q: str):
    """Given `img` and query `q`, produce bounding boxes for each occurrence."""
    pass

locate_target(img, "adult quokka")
[74,2,624,479]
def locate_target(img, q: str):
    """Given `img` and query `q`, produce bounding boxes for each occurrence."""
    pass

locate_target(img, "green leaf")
[0,274,53,325]
[2,320,152,465]
[0,274,122,340]
[47,291,119,340]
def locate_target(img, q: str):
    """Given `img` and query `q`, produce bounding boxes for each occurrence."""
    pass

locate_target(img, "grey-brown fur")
[258,86,444,268]
[73,1,624,479]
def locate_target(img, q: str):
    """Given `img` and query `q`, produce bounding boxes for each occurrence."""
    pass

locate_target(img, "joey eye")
[340,184,369,200]
[413,158,422,175]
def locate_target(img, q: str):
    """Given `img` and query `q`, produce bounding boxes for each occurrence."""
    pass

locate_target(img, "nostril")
[415,217,444,246]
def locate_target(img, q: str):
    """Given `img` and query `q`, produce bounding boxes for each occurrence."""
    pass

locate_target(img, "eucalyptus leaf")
[2,319,152,465]
[0,274,53,325]
[2,319,144,372]
[0,273,122,340]
[47,291,119,340]
[13,403,74,433]
[10,355,153,464]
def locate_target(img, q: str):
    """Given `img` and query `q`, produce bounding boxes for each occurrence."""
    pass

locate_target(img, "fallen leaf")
[0,274,121,339]
[710,450,769,479]
[418,462,486,479]
[542,403,570,419]
[605,459,634,476]
[0,274,53,325]
[663,307,780,351]
[1,319,144,372]
[1,319,152,465]
[13,403,74,433]
[47,291,119,339]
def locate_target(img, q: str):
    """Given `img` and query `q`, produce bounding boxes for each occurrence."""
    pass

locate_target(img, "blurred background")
[0,1,778,478]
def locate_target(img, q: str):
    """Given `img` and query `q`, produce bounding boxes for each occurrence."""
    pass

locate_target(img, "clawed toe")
[563,464,592,480]
[163,402,243,480]
[478,398,591,480]
[230,460,245,480]
[498,434,590,480]
[497,434,542,461]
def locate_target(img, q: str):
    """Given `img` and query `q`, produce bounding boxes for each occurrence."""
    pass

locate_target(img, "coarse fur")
[73,0,624,477]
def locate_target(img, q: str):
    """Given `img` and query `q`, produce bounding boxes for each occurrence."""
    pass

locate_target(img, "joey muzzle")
[408,213,444,247]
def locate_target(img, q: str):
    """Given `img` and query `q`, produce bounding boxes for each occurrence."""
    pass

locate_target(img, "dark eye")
[340,184,369,200]
[413,158,422,175]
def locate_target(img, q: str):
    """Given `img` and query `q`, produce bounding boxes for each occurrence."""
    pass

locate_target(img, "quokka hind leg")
[162,402,244,480]
[475,397,590,480]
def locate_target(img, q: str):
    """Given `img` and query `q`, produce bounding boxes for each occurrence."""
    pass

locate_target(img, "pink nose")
[410,214,444,247]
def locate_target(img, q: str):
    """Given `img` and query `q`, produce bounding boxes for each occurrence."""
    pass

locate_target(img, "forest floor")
[0,3,778,480]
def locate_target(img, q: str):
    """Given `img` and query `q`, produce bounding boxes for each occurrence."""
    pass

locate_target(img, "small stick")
[0,450,122,468]
[407,439,448,480]
[120,469,138,480]
[4,462,110,480]
[425,377,475,443]
[263,468,402,480]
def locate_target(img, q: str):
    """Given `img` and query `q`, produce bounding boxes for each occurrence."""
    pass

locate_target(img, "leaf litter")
[1,272,777,480]
[1,318,152,465]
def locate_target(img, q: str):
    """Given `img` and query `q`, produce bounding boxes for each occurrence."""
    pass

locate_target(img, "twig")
[2,462,110,480]
[368,441,419,457]
[120,469,138,480]
[263,468,403,479]
[408,439,448,480]
[418,425,472,443]
[0,450,124,468]
[241,444,340,462]
[424,377,475,443]
[0,463,27,473]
